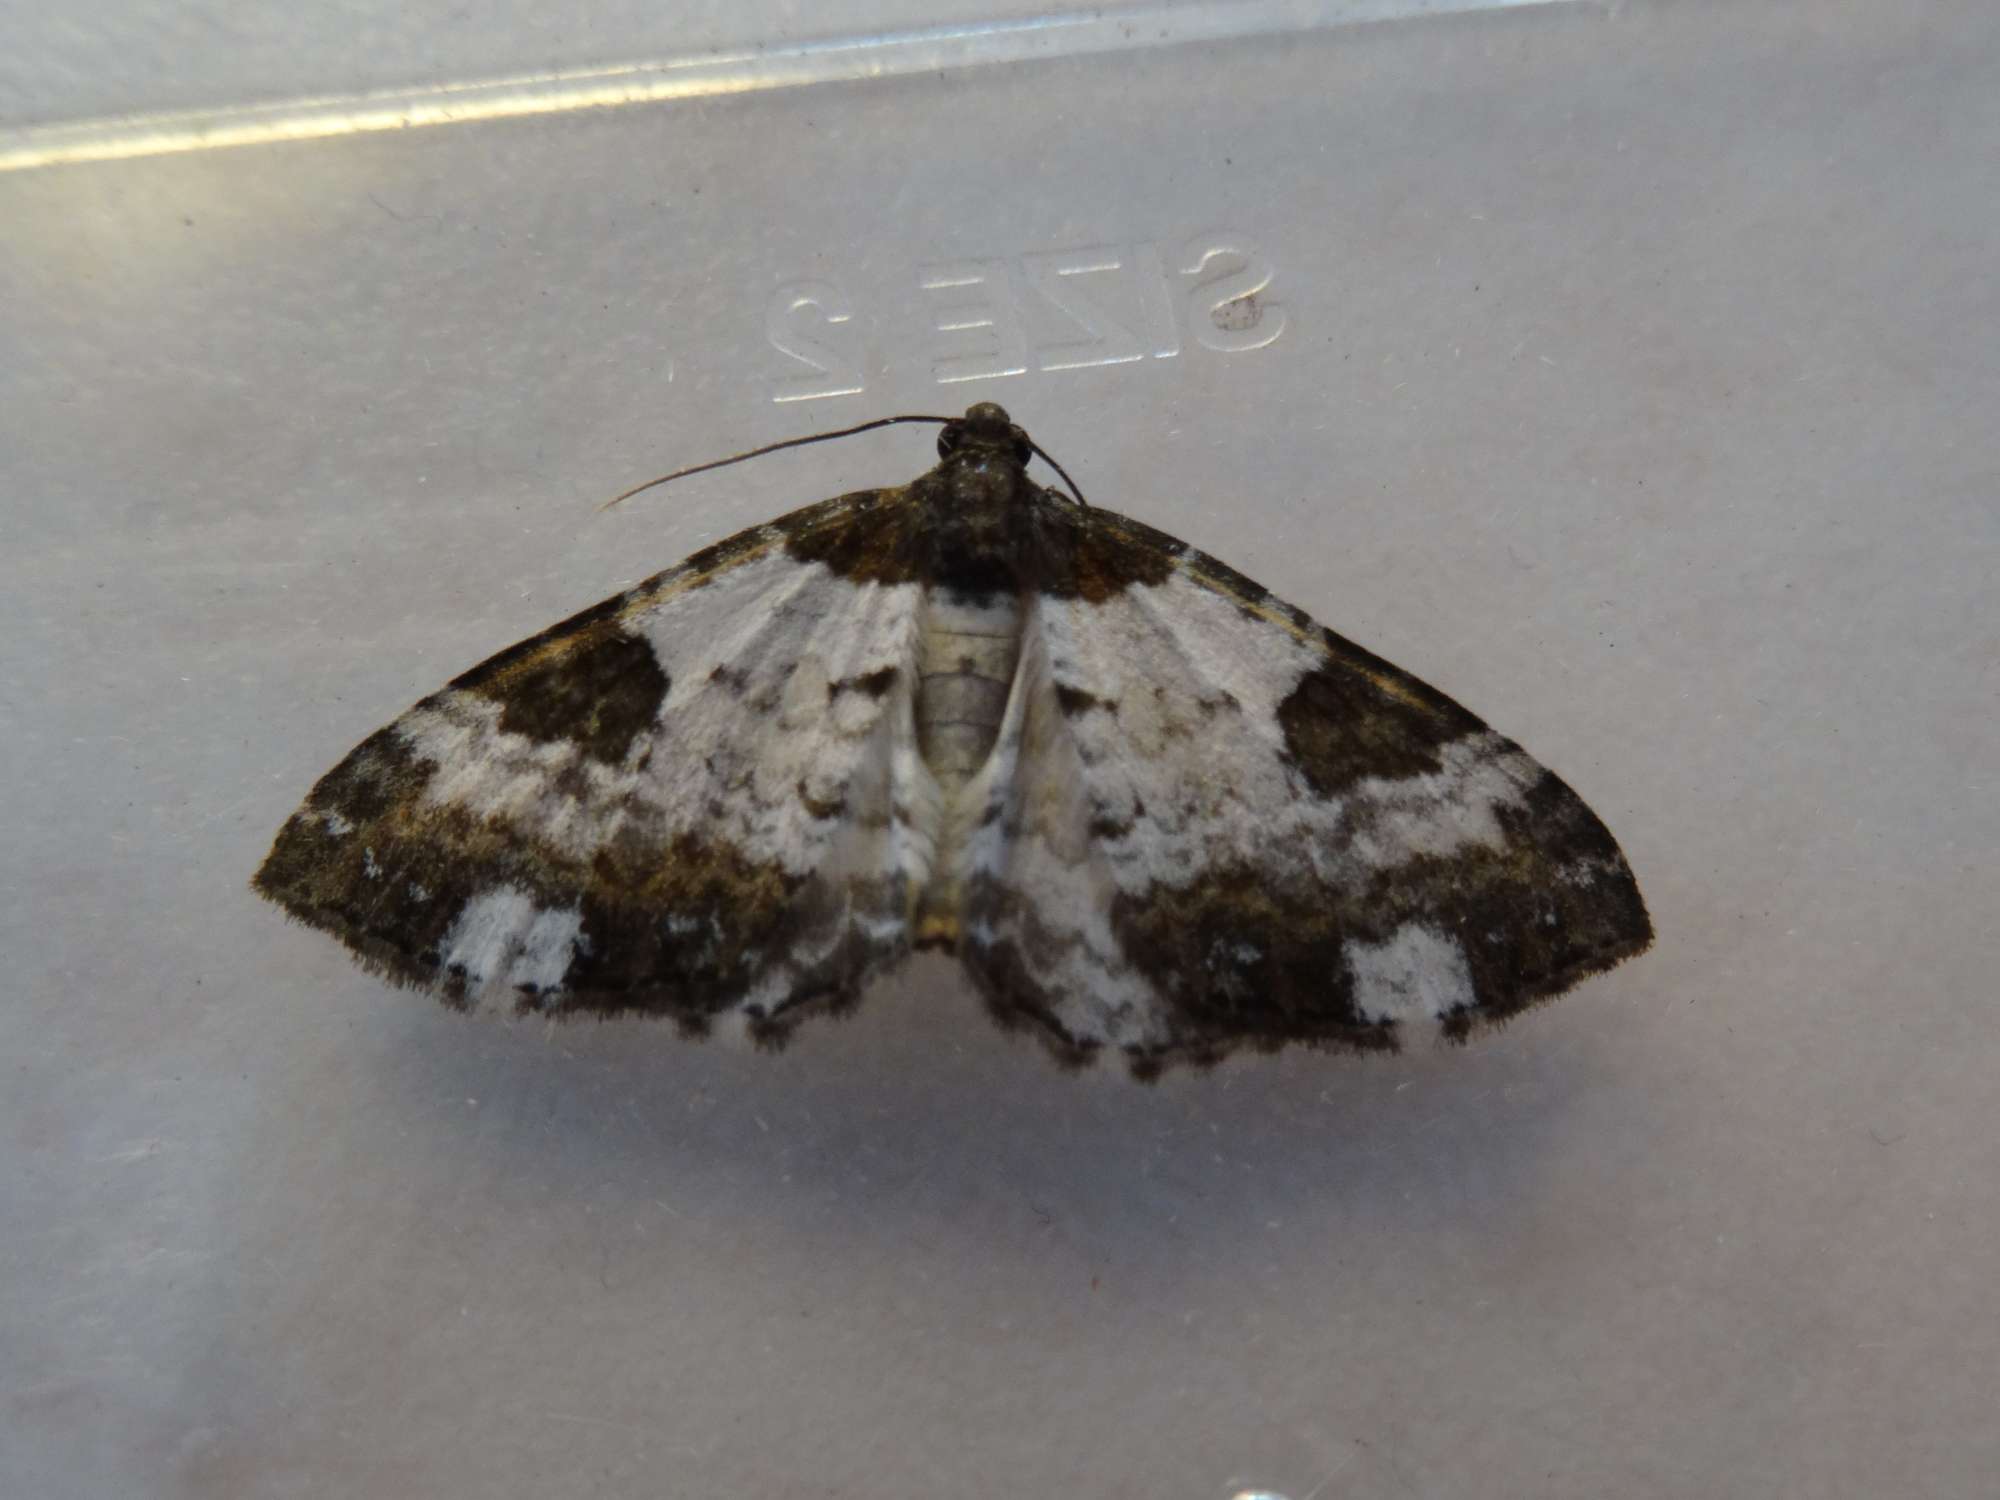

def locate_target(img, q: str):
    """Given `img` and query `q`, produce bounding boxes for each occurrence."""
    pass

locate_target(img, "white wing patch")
[395,550,926,877]
[1342,923,1474,1040]
[1042,571,1539,895]
[439,885,586,1011]
[643,553,926,873]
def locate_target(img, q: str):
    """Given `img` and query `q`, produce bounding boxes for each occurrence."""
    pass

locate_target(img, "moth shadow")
[366,956,1631,1282]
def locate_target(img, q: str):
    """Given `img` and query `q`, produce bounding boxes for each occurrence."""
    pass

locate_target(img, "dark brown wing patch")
[1277,641,1487,796]
[457,627,669,766]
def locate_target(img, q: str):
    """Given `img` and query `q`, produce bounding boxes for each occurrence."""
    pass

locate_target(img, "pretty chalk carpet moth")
[255,403,1651,1077]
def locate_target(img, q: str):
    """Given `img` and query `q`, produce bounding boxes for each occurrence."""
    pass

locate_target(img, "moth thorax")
[914,588,1023,792]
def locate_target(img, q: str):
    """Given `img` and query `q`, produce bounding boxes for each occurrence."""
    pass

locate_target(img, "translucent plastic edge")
[0,0,1595,172]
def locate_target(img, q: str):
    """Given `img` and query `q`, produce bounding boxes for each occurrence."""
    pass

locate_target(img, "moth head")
[938,402,1032,466]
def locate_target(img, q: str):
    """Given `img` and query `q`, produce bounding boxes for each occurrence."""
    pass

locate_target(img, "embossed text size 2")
[766,233,1286,403]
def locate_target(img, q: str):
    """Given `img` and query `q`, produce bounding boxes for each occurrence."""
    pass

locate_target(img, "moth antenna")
[1029,440,1088,509]
[598,414,956,512]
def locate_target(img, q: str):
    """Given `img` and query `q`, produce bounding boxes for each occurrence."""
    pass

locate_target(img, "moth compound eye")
[1009,429,1033,465]
[936,424,965,459]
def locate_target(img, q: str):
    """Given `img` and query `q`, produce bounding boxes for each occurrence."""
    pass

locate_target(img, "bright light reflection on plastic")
[1,0,1589,172]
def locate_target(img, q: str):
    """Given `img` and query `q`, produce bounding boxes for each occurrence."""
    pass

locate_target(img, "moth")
[255,402,1651,1077]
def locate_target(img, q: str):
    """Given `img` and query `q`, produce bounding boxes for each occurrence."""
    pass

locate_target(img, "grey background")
[5,2,1996,1496]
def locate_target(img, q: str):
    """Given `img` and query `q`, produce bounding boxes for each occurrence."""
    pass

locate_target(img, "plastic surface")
[5,2,1996,1495]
